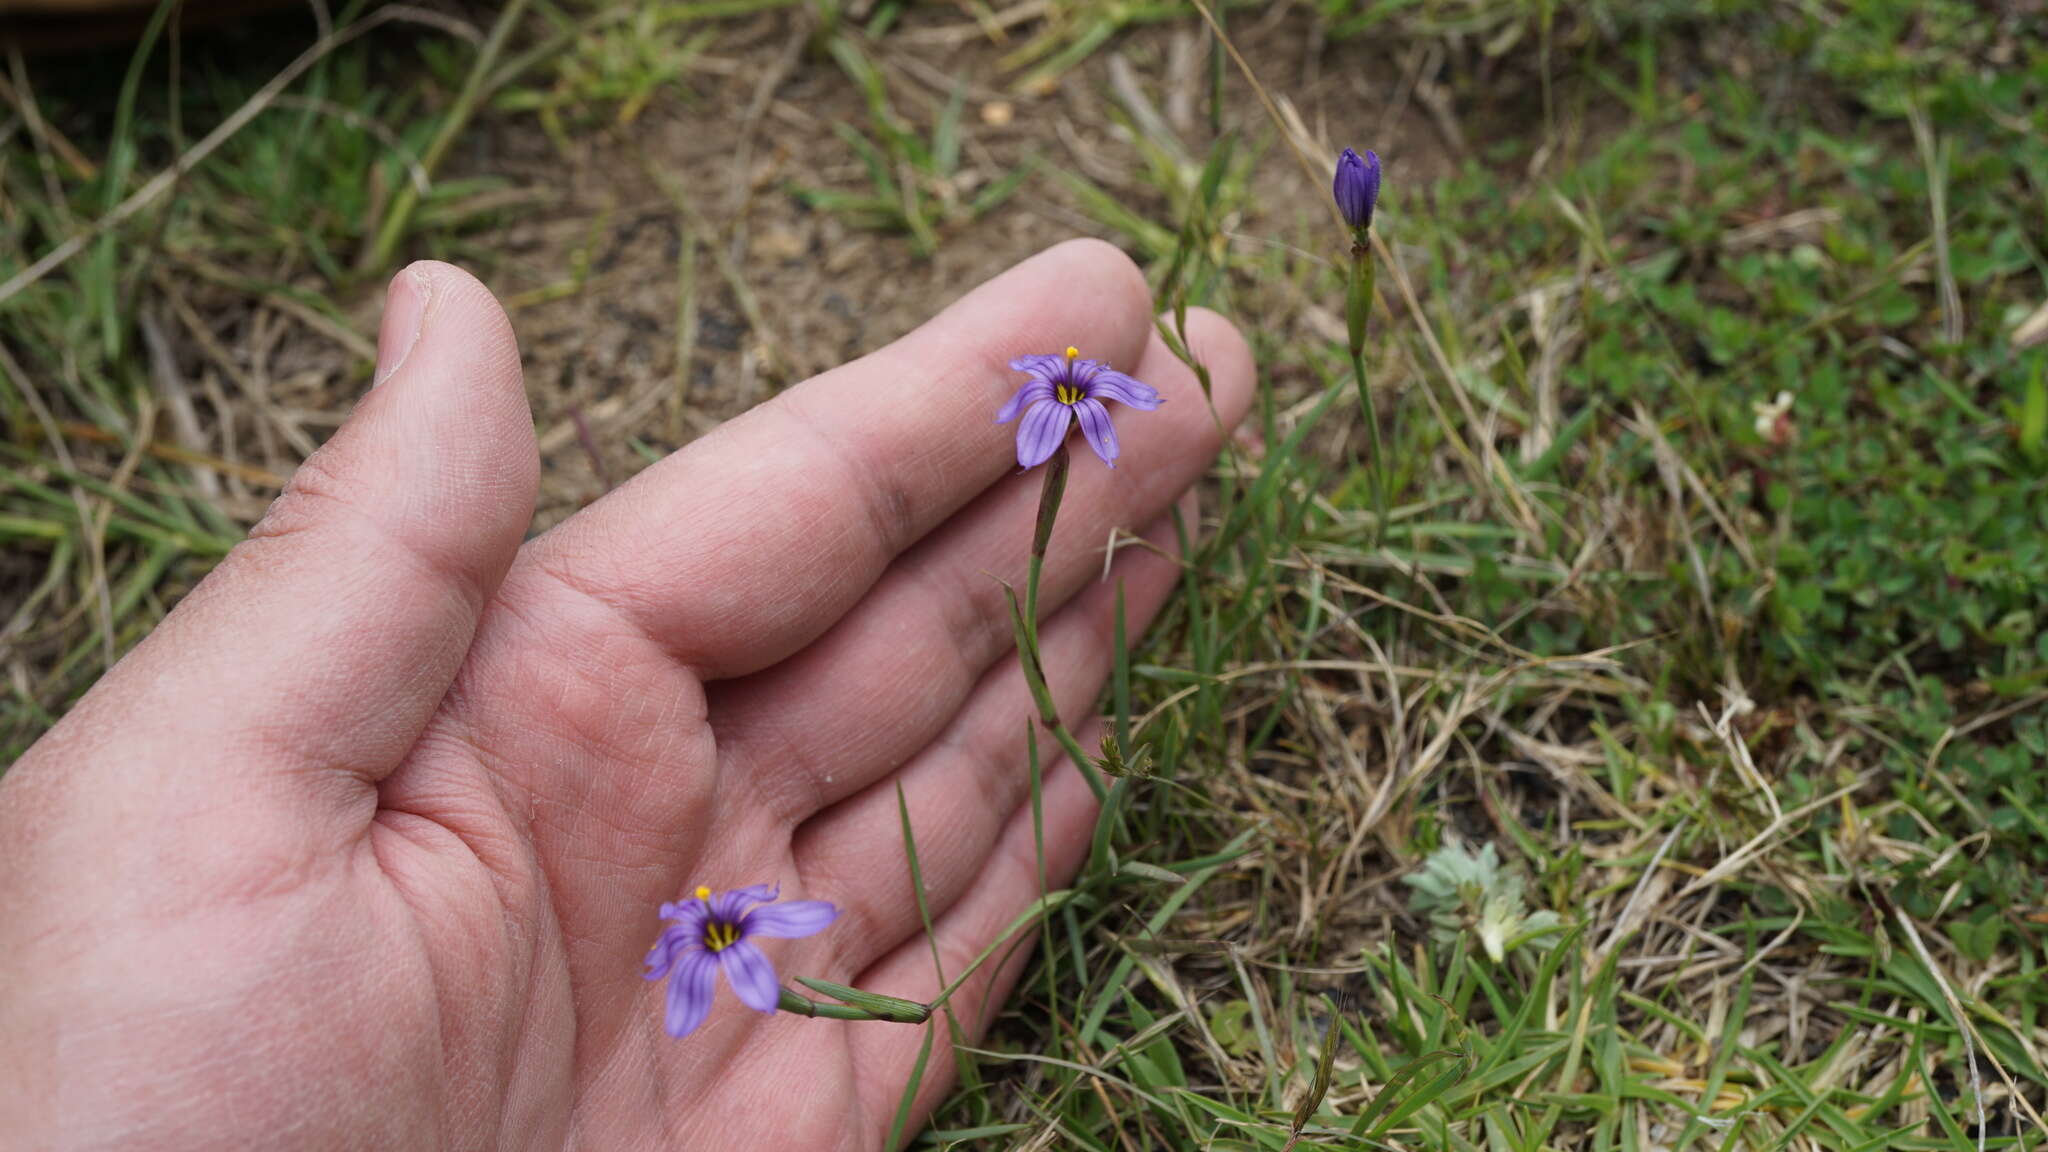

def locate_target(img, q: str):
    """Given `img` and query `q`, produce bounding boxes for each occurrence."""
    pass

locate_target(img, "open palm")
[0,242,1252,1150]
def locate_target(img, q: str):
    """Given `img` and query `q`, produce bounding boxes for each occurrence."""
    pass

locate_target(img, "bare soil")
[379,4,1482,531]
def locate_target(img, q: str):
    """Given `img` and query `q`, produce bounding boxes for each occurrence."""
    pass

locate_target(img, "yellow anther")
[693,885,712,900]
[1064,345,1080,361]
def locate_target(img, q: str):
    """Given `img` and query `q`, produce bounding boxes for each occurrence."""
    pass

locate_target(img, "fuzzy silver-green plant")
[1402,840,1563,962]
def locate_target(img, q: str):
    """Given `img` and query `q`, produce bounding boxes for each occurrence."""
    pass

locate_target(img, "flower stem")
[1013,443,1110,804]
[1351,347,1388,547]
[1005,584,1110,804]
[775,989,879,1021]
[777,978,930,1024]
[1345,240,1388,545]
[1023,444,1068,648]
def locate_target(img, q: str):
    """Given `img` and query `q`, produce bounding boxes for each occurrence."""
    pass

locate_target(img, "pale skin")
[0,241,1254,1150]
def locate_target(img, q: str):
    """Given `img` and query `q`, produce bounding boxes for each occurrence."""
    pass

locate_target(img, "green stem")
[361,0,532,273]
[1013,444,1110,803]
[1044,713,1105,801]
[776,988,876,1020]
[776,979,929,1023]
[1344,241,1387,545]
[1022,443,1068,651]
[1006,582,1109,804]
[1351,346,1388,548]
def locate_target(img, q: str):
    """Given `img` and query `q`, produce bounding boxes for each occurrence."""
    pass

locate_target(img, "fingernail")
[373,265,431,387]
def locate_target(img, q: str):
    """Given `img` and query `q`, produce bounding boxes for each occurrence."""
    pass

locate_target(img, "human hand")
[0,241,1253,1149]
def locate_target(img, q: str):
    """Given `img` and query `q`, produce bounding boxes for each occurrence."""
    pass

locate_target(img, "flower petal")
[1083,369,1162,411]
[719,941,781,1013]
[664,949,719,1038]
[995,378,1055,424]
[658,899,710,931]
[741,900,839,940]
[643,936,673,979]
[644,924,701,980]
[710,884,778,924]
[1333,147,1381,230]
[1014,399,1074,469]
[1073,398,1119,467]
[1008,353,1066,376]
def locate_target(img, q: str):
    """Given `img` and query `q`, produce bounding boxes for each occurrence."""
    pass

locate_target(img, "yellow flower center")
[1055,383,1083,404]
[690,885,741,950]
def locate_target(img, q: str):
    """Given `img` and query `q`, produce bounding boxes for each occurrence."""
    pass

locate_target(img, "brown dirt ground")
[1,0,1564,751]
[1,0,1571,739]
[359,4,1487,533]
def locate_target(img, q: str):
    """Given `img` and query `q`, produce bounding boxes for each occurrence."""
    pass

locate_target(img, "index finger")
[516,239,1160,678]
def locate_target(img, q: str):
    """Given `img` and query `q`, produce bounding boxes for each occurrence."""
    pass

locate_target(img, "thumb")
[4,261,537,846]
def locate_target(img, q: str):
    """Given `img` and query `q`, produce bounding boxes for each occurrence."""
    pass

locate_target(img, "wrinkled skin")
[0,241,1253,1150]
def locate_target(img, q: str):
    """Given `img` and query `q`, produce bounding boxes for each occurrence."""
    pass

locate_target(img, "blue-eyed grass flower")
[645,884,837,1038]
[996,347,1161,469]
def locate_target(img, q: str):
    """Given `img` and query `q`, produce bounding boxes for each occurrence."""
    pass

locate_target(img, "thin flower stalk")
[1335,147,1389,543]
[778,978,931,1024]
[1003,571,1108,805]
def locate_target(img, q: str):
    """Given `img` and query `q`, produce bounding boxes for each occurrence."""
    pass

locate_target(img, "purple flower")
[644,884,838,1038]
[1333,147,1381,231]
[995,346,1162,469]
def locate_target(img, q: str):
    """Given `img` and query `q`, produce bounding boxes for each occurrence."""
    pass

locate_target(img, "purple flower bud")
[1333,148,1381,231]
